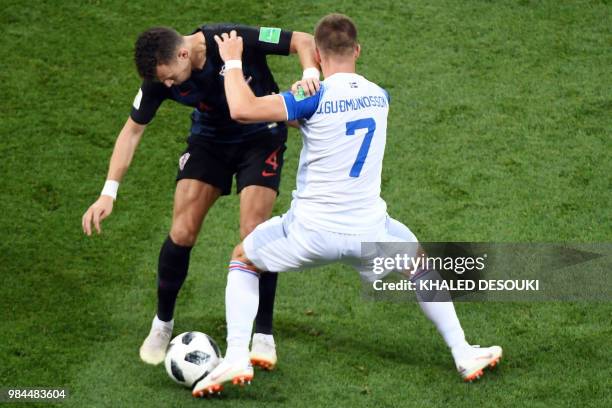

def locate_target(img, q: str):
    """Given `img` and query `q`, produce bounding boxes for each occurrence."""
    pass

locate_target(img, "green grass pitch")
[1,1,610,407]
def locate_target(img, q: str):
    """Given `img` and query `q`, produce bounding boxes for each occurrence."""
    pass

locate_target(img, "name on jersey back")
[315,95,388,115]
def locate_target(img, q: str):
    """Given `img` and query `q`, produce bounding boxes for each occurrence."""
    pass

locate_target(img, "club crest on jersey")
[179,152,190,171]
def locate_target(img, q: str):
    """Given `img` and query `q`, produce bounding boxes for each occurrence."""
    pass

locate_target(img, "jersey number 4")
[346,118,376,177]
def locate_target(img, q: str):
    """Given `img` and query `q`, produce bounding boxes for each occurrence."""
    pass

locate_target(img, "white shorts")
[242,210,419,282]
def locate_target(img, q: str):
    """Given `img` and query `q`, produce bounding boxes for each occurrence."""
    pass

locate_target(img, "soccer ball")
[164,331,222,388]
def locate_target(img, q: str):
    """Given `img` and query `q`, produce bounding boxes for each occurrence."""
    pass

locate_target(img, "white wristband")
[101,180,119,200]
[224,60,242,71]
[302,67,320,79]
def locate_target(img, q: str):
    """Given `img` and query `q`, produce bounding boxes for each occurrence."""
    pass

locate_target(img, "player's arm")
[224,76,287,123]
[289,31,317,69]
[288,31,320,95]
[236,24,317,71]
[215,32,287,123]
[236,24,320,94]
[216,31,322,124]
[82,117,146,236]
[82,82,165,236]
[106,117,146,182]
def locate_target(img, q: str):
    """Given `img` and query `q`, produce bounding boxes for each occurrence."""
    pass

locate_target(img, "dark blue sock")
[254,272,278,335]
[156,236,192,322]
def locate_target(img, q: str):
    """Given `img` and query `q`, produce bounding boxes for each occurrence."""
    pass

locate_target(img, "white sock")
[419,301,469,353]
[412,268,469,353]
[225,261,260,363]
[153,315,173,332]
[253,333,274,344]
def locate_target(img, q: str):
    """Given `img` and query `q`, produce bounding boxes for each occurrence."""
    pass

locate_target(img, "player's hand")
[214,30,243,62]
[291,77,320,97]
[82,195,114,236]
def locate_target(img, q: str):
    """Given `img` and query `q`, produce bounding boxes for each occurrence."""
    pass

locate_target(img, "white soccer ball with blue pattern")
[164,331,222,388]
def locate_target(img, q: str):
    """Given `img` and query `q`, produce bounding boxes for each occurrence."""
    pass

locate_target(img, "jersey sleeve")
[208,24,292,56]
[129,80,169,125]
[380,87,390,104]
[281,86,324,121]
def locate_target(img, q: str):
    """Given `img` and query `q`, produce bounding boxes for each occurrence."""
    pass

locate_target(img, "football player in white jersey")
[192,14,502,397]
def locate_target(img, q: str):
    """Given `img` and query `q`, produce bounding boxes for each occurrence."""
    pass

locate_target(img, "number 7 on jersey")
[345,118,376,178]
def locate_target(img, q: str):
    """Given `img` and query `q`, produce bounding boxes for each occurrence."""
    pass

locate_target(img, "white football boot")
[139,318,172,365]
[453,345,502,382]
[192,358,254,397]
[249,333,277,370]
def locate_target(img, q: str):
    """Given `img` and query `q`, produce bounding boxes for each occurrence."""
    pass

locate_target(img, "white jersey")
[281,73,389,234]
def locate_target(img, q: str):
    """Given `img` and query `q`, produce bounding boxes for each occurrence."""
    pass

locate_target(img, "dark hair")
[134,27,183,80]
[314,13,358,56]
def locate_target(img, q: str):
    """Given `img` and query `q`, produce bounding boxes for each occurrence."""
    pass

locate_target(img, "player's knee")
[240,220,261,240]
[231,243,244,260]
[387,218,418,243]
[231,243,251,264]
[170,225,198,247]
